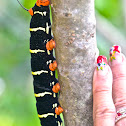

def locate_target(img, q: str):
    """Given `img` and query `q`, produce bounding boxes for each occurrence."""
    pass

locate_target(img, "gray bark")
[51,0,97,126]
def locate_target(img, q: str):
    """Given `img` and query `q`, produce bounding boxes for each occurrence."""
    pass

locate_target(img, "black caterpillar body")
[18,0,63,126]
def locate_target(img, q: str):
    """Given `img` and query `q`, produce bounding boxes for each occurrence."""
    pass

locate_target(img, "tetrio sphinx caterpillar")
[17,0,63,126]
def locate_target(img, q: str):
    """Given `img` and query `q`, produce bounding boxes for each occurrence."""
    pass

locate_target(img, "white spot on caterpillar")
[29,49,45,53]
[43,12,47,16]
[32,70,48,75]
[52,103,58,109]
[46,60,52,65]
[34,11,47,16]
[44,39,49,43]
[38,113,54,118]
[50,81,55,86]
[34,92,52,97]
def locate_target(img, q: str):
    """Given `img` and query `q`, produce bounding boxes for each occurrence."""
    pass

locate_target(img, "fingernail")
[97,55,107,71]
[109,45,122,65]
[109,45,121,61]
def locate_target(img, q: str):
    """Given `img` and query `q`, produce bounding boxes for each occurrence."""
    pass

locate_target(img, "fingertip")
[93,64,112,93]
[109,53,123,66]
[109,45,126,66]
[93,55,111,79]
[93,56,113,94]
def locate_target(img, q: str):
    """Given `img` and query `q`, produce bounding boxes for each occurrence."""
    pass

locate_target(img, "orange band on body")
[49,61,57,71]
[36,0,50,6]
[55,106,64,115]
[46,39,56,51]
[52,83,60,93]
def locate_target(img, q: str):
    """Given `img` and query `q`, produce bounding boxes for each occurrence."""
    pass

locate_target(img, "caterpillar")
[17,0,63,126]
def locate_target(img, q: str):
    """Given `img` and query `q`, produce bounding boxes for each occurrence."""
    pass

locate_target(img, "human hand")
[93,45,126,126]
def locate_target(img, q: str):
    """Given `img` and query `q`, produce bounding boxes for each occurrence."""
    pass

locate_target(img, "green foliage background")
[0,0,125,125]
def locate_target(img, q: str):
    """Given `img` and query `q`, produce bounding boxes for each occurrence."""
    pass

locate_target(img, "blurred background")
[0,0,126,125]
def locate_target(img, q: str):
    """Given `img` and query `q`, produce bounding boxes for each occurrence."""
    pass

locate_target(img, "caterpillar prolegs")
[17,0,63,125]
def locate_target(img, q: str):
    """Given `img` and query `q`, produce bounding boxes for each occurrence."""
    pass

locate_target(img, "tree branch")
[51,0,97,126]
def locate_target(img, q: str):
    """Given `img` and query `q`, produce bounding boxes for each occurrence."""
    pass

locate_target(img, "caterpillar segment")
[30,38,53,56]
[30,38,54,55]
[30,49,45,53]
[34,83,60,97]
[17,0,63,125]
[30,49,51,56]
[37,106,63,118]
[29,22,51,34]
[35,92,52,97]
[34,83,61,103]
[37,100,63,126]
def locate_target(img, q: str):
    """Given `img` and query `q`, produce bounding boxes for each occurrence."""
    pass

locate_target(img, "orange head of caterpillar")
[52,83,60,93]
[46,39,56,51]
[36,0,50,6]
[55,106,64,115]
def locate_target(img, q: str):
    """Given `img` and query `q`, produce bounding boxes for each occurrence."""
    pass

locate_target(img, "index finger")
[93,56,116,126]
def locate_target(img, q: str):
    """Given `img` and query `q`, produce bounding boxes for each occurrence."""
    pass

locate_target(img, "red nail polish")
[109,45,121,61]
[97,55,107,70]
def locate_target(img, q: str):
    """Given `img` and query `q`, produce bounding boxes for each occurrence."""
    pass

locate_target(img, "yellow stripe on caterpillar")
[47,50,50,55]
[55,114,57,118]
[34,11,47,16]
[29,49,45,53]
[29,23,51,34]
[50,71,53,76]
[34,92,52,97]
[46,22,50,34]
[38,113,54,118]
[32,70,48,75]
[30,27,45,32]
[53,93,56,98]
[57,121,63,126]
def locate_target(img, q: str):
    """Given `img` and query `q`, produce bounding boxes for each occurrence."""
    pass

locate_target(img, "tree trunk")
[51,0,97,126]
